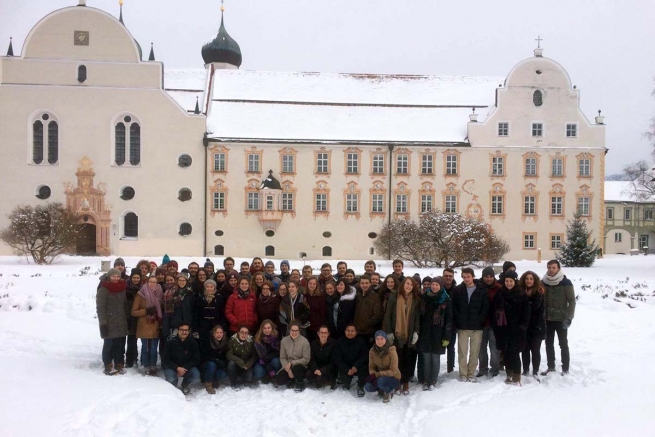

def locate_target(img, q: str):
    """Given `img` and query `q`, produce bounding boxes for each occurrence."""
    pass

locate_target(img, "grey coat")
[96,285,129,339]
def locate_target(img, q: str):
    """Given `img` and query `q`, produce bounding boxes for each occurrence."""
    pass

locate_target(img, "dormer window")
[533,90,543,106]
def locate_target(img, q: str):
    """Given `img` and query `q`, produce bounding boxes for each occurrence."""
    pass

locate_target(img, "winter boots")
[356,386,365,397]
[204,382,216,395]
[115,363,125,375]
[504,369,513,384]
[294,382,305,393]
[512,373,521,386]
[103,364,118,376]
[382,392,391,403]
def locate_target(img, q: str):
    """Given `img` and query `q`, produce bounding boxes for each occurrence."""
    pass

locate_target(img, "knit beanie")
[502,261,516,273]
[162,254,171,265]
[431,276,445,289]
[107,268,121,279]
[130,269,141,279]
[228,270,239,280]
[412,273,422,283]
[482,266,495,278]
[374,330,387,340]
[204,279,217,290]
[113,257,125,267]
[422,276,432,285]
[167,260,179,269]
[265,260,275,268]
[280,260,290,268]
[204,258,215,269]
[504,271,519,282]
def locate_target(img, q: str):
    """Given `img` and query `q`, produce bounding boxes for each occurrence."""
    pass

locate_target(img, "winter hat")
[162,254,171,265]
[412,273,422,283]
[113,257,125,267]
[374,330,388,340]
[280,260,290,268]
[130,269,141,279]
[422,276,432,285]
[228,271,239,280]
[204,279,217,290]
[265,260,275,268]
[107,268,122,279]
[149,261,157,270]
[503,271,519,282]
[431,276,445,289]
[502,261,516,273]
[178,271,189,280]
[167,260,178,270]
[482,267,495,278]
[204,258,215,269]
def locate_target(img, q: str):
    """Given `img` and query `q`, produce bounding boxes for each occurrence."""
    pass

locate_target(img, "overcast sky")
[1,0,654,174]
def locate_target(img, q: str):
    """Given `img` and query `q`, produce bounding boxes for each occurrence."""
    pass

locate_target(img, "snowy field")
[1,255,654,437]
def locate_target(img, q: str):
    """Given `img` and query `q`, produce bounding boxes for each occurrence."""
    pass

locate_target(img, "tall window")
[266,195,274,211]
[498,122,509,136]
[247,192,260,210]
[624,208,631,220]
[123,212,138,238]
[524,234,536,249]
[214,153,226,172]
[445,195,457,213]
[551,196,563,215]
[396,154,408,174]
[614,233,622,243]
[282,193,294,211]
[371,194,384,213]
[347,153,359,174]
[577,196,590,216]
[492,157,504,176]
[317,152,329,174]
[524,196,536,215]
[372,154,385,174]
[346,193,359,213]
[315,193,327,212]
[644,209,654,221]
[491,196,504,215]
[445,154,458,175]
[525,158,537,176]
[551,158,563,177]
[115,115,140,166]
[420,194,433,213]
[421,154,433,175]
[282,154,294,173]
[32,114,58,165]
[265,246,275,257]
[639,235,649,249]
[579,158,590,177]
[396,194,408,214]
[322,246,332,257]
[532,123,543,137]
[248,154,260,173]
[566,123,577,138]
[551,235,562,249]
[606,207,614,220]
[213,192,226,210]
[533,90,543,106]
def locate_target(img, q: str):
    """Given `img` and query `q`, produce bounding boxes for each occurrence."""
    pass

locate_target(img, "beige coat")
[279,334,311,368]
[131,294,161,339]
[368,345,401,380]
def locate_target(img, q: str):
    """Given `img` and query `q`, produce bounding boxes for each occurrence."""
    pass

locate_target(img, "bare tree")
[0,202,81,264]
[624,160,655,201]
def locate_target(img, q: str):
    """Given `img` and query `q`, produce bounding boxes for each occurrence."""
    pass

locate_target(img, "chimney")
[534,48,543,57]
[469,108,478,122]
[595,110,605,125]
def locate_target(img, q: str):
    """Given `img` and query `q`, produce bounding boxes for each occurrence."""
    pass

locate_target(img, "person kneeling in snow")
[162,322,201,395]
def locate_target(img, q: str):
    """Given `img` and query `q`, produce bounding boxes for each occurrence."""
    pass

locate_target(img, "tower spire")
[148,42,155,61]
[194,96,201,115]
[119,0,124,24]
[6,37,13,57]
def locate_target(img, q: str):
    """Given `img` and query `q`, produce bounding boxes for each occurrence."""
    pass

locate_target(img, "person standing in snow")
[542,260,576,376]
[124,268,141,368]
[225,276,259,335]
[442,268,458,373]
[162,322,201,395]
[96,268,129,375]
[477,267,502,378]
[520,271,546,379]
[131,275,163,376]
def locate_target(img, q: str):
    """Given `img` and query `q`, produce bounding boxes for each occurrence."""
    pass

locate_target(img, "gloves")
[364,374,377,384]
[411,333,419,345]
[99,325,108,338]
[146,307,156,316]
[442,340,450,347]
[192,332,200,339]
[561,319,572,329]
[387,333,395,345]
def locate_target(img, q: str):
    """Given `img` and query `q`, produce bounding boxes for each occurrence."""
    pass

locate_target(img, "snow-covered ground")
[1,255,654,436]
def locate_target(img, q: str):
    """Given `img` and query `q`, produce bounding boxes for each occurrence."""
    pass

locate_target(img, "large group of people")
[96,256,576,402]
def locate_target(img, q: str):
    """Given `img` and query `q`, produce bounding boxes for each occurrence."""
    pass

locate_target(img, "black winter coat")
[162,336,201,370]
[417,291,453,355]
[200,335,228,369]
[452,281,489,330]
[491,287,530,353]
[163,289,195,335]
[309,337,336,374]
[193,294,226,336]
[332,336,369,372]
[526,292,546,341]
[325,289,357,339]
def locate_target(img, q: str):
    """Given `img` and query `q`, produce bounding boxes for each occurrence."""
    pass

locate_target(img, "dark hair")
[371,272,381,279]
[318,325,330,332]
[335,278,350,292]
[240,261,250,267]
[547,259,561,269]
[289,321,302,331]
[392,259,404,267]
[345,268,355,275]
[178,322,190,330]
[382,274,398,292]
[215,269,226,277]
[365,260,376,268]
[443,267,454,275]
[224,257,235,266]
[337,261,347,268]
[261,280,275,293]
[519,271,544,296]
[461,267,475,277]
[345,323,357,331]
[237,324,249,333]
[238,275,251,286]
[321,263,332,270]
[188,262,199,268]
[359,273,371,282]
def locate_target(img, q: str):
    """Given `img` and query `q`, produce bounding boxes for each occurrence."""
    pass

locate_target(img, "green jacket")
[226,334,256,369]
[544,276,576,322]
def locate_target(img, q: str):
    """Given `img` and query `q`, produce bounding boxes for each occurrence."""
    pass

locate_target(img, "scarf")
[254,334,280,359]
[102,280,126,294]
[542,270,564,286]
[237,288,251,300]
[421,290,449,326]
[373,341,391,358]
[395,292,413,346]
[204,290,216,304]
[163,284,176,313]
[209,335,228,352]
[125,280,141,301]
[138,283,163,321]
[172,286,191,310]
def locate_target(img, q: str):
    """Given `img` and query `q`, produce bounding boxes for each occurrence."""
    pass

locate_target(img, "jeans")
[479,327,500,376]
[140,338,159,368]
[227,361,254,386]
[447,329,457,370]
[417,353,425,382]
[398,344,418,383]
[165,367,200,387]
[126,334,138,366]
[365,376,399,394]
[422,352,441,383]
[546,321,570,371]
[522,336,544,374]
[254,358,282,379]
[102,337,126,366]
[204,361,228,382]
[274,364,307,386]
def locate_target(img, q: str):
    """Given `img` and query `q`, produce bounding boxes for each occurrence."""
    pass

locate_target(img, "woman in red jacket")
[225,276,258,335]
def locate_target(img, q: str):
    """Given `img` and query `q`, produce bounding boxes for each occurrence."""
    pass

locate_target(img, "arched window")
[32,113,58,165]
[214,245,225,256]
[179,222,192,236]
[322,246,332,257]
[77,65,87,83]
[533,90,543,107]
[115,115,140,166]
[123,212,138,238]
[265,245,275,256]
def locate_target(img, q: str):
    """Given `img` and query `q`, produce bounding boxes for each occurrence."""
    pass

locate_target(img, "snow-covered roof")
[605,181,655,203]
[164,69,207,114]
[205,69,502,143]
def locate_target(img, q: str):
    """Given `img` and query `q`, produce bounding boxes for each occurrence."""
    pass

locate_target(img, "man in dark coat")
[452,268,489,382]
[162,322,201,394]
[542,260,576,376]
[442,268,458,373]
[477,267,502,378]
[332,324,369,397]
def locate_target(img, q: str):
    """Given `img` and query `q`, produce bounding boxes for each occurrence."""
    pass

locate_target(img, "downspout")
[203,132,209,257]
[387,144,395,260]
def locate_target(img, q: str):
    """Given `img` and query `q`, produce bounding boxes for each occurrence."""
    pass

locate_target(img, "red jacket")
[225,290,258,333]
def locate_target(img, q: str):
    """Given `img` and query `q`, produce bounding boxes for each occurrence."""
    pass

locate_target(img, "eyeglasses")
[290,329,300,333]
[318,331,329,335]
[238,330,249,335]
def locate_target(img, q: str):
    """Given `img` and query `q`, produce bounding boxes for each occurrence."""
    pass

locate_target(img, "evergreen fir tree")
[558,212,599,267]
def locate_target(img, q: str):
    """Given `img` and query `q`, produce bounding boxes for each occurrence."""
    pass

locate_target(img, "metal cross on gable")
[535,35,543,49]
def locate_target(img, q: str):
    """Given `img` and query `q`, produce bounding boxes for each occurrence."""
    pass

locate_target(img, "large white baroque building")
[0,1,607,261]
